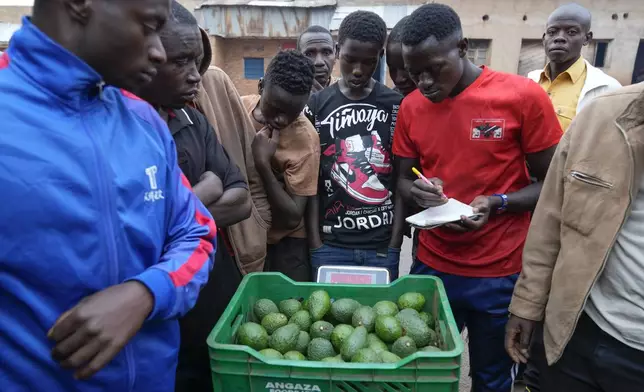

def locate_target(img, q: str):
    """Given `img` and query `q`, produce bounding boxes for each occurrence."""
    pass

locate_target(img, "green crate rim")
[207,272,464,369]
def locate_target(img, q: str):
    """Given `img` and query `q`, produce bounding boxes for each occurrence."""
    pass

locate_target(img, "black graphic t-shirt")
[305,83,402,249]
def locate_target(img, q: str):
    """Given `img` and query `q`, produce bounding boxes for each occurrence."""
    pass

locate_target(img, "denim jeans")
[309,244,400,282]
[411,260,518,392]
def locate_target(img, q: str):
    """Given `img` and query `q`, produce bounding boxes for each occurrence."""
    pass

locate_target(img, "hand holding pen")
[410,167,448,208]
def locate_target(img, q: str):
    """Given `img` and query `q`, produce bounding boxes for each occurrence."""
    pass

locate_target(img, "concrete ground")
[398,236,524,392]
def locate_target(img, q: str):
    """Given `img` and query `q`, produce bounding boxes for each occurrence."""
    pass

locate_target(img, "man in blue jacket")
[0,1,217,391]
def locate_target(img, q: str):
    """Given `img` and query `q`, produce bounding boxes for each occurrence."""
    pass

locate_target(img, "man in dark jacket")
[0,1,217,391]
[136,3,251,391]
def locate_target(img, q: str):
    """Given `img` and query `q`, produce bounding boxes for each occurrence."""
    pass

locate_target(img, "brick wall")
[0,6,30,24]
[211,37,299,96]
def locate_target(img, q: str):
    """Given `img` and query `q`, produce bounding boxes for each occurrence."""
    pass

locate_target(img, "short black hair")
[402,4,462,46]
[388,16,410,45]
[170,0,198,27]
[297,25,333,50]
[264,50,314,96]
[338,11,387,47]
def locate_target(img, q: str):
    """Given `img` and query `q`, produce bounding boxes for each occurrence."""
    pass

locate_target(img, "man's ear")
[457,38,469,58]
[583,31,593,46]
[258,78,264,94]
[335,43,341,60]
[64,0,92,25]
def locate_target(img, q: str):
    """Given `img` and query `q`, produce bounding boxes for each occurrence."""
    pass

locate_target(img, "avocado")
[352,306,376,332]
[236,322,269,351]
[375,315,403,343]
[321,355,344,363]
[307,290,331,321]
[310,321,334,340]
[421,345,442,352]
[373,301,399,317]
[351,347,381,363]
[398,314,436,347]
[380,351,402,363]
[279,299,303,318]
[295,331,310,354]
[330,298,361,324]
[340,325,368,361]
[261,313,289,335]
[398,292,426,312]
[289,310,312,332]
[268,324,300,354]
[419,311,436,329]
[254,299,279,322]
[395,308,420,323]
[323,311,340,326]
[392,336,417,358]
[284,351,307,361]
[330,324,354,351]
[367,333,384,347]
[259,348,284,359]
[307,338,336,361]
[369,340,388,354]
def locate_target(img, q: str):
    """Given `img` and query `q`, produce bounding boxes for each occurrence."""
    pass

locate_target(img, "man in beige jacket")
[506,82,644,391]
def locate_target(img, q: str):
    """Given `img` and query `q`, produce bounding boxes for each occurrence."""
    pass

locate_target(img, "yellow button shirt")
[538,56,587,132]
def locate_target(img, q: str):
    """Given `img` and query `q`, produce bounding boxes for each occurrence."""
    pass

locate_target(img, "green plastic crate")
[207,273,463,392]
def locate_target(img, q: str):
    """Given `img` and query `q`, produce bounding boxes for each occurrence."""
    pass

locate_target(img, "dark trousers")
[523,322,545,392]
[175,244,242,392]
[411,261,517,392]
[265,236,311,282]
[541,313,644,392]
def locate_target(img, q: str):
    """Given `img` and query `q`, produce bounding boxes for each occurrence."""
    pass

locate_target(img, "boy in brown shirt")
[242,50,320,281]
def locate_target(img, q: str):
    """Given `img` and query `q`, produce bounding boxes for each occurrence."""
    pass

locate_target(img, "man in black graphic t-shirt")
[305,10,403,280]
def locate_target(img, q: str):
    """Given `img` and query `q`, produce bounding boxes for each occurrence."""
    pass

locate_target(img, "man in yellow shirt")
[528,3,620,132]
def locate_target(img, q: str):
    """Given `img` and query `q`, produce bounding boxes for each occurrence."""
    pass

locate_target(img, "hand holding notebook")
[406,198,483,229]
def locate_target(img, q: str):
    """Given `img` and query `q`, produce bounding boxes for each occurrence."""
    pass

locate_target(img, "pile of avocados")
[235,290,443,364]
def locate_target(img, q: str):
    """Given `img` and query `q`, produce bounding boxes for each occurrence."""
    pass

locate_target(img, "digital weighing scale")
[316,265,390,285]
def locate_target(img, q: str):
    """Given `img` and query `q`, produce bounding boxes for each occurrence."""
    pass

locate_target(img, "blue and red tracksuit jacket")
[0,19,217,392]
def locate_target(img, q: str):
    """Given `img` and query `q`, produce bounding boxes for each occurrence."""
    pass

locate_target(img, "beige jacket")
[195,66,271,274]
[510,82,644,364]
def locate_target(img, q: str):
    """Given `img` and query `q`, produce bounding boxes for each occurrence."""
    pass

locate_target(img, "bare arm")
[207,188,251,228]
[492,145,558,212]
[305,195,322,249]
[192,172,223,206]
[192,172,252,227]
[256,162,308,230]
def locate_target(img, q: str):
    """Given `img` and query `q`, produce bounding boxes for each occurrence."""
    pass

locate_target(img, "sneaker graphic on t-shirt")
[325,134,389,205]
[365,130,392,174]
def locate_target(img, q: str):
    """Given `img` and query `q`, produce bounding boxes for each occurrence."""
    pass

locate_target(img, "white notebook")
[406,198,480,229]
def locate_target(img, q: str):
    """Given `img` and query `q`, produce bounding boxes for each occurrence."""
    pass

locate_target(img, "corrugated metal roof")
[199,0,335,8]
[328,5,419,31]
[197,5,335,38]
[0,22,20,43]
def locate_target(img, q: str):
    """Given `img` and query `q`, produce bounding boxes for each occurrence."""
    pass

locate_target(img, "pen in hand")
[412,167,447,198]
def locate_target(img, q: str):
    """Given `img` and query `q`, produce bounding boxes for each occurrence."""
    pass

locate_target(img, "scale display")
[316,265,390,285]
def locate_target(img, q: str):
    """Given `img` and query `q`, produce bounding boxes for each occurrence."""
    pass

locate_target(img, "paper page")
[405,198,477,228]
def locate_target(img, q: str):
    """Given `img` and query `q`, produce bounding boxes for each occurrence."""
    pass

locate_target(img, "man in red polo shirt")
[393,4,562,392]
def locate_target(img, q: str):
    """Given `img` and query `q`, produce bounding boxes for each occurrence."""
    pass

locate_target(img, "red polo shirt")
[393,67,562,277]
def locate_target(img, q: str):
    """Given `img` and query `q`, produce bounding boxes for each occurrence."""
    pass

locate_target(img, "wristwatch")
[492,193,508,213]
